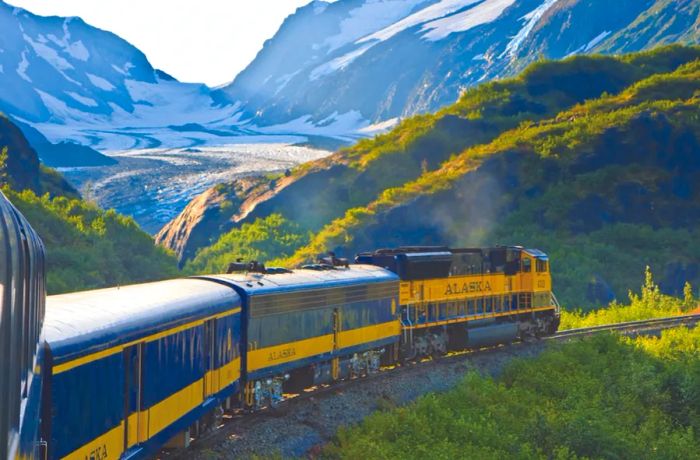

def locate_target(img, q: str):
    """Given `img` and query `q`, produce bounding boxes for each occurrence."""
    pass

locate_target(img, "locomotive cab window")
[522,258,531,273]
[536,259,548,273]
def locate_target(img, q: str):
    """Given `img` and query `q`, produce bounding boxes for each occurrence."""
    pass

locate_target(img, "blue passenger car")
[0,190,46,460]
[42,279,242,460]
[202,265,400,408]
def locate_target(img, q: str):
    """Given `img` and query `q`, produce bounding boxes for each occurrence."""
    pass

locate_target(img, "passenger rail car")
[356,246,560,358]
[42,279,242,460]
[0,190,46,460]
[202,265,400,407]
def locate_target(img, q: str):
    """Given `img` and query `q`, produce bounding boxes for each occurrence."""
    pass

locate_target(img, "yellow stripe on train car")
[214,357,241,391]
[336,321,400,350]
[61,422,124,460]
[247,334,335,372]
[147,379,204,438]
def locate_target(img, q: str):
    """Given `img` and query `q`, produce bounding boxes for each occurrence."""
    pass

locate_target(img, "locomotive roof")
[522,248,548,260]
[45,278,241,364]
[200,264,398,297]
[360,246,549,260]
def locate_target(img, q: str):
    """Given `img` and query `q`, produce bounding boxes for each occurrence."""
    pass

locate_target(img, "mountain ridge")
[0,0,243,153]
[224,0,700,129]
[2,0,700,159]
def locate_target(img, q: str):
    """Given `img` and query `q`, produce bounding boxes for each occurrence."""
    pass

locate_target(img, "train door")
[534,258,549,292]
[331,309,341,380]
[520,255,533,291]
[203,319,217,398]
[123,344,143,451]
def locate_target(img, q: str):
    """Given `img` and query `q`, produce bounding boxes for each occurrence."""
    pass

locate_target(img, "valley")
[60,141,331,233]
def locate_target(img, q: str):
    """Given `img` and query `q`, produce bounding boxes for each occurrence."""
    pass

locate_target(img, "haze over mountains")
[1,0,698,163]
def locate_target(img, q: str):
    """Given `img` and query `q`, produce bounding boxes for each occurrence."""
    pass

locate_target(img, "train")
[1,192,560,460]
[40,246,559,459]
[0,190,46,460]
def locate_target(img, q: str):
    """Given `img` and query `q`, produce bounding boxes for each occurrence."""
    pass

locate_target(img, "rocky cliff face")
[0,113,77,196]
[155,177,278,264]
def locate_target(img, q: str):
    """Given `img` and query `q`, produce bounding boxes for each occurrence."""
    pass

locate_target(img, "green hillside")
[189,46,700,309]
[1,114,178,294]
[286,50,700,306]
[189,46,700,308]
[187,46,700,236]
[323,325,700,459]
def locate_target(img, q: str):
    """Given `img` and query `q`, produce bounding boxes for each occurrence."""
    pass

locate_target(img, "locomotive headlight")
[266,379,272,385]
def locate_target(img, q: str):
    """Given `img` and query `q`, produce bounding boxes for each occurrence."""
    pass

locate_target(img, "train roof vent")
[301,263,335,271]
[318,252,349,268]
[227,259,266,274]
[265,267,293,274]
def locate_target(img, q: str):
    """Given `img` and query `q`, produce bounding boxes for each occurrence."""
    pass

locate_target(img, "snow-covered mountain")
[1,0,699,158]
[224,0,700,128]
[0,0,245,152]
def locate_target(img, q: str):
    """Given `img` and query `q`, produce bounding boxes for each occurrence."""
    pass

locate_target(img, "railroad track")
[164,313,700,459]
[550,313,700,339]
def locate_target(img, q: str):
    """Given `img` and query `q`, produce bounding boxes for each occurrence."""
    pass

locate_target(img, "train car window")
[450,250,483,276]
[536,260,548,272]
[487,248,507,273]
[522,258,532,273]
[418,305,427,323]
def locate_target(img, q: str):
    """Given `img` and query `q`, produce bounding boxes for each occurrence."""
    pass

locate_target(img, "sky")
[7,0,324,87]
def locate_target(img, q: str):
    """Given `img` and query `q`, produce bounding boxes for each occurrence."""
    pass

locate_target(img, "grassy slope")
[189,46,700,255]
[184,214,309,274]
[5,189,179,294]
[287,49,700,260]
[323,325,700,459]
[560,267,697,329]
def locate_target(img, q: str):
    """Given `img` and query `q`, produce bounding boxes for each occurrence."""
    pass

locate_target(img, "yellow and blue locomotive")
[357,246,560,358]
